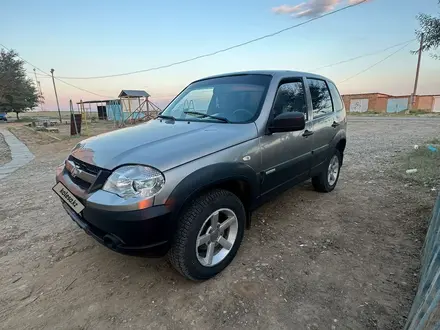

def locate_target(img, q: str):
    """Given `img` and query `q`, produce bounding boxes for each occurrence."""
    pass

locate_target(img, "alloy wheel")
[195,208,238,267]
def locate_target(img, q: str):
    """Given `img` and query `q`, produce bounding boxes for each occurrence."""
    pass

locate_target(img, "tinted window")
[161,74,271,123]
[307,78,333,118]
[328,82,344,111]
[272,81,307,118]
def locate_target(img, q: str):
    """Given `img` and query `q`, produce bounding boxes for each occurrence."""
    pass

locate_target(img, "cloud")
[272,3,307,14]
[272,0,340,18]
[272,0,369,18]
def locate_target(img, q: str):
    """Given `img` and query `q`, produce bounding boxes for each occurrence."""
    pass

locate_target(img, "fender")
[166,162,260,222]
[329,129,347,164]
[329,129,347,149]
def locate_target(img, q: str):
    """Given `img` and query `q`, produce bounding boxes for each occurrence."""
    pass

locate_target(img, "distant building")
[342,93,440,113]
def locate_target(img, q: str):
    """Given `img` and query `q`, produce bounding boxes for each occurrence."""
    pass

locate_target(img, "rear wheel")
[312,149,342,193]
[168,189,245,280]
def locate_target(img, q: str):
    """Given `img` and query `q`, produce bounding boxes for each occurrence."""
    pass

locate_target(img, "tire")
[168,189,246,280]
[312,149,342,193]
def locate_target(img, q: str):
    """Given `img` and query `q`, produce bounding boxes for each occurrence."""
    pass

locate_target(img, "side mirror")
[268,112,305,133]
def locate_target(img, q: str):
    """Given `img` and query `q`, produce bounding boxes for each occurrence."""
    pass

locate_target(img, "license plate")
[52,182,85,214]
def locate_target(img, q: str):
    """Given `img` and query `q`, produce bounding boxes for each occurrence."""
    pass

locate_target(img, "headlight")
[103,165,165,199]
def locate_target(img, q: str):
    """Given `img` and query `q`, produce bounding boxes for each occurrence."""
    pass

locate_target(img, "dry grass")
[349,111,440,117]
[6,111,73,121]
[396,141,440,189]
[8,120,121,144]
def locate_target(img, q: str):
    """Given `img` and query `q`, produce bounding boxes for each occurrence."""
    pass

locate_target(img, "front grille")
[66,156,105,191]
[68,156,100,176]
[69,174,91,190]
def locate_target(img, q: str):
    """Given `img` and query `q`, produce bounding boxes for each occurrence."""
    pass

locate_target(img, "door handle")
[331,121,340,128]
[302,130,314,137]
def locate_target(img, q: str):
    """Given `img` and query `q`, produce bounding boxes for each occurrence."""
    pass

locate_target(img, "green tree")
[0,49,43,119]
[415,0,440,59]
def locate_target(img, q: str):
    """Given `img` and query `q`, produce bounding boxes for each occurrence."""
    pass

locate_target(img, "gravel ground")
[0,117,439,330]
[0,132,12,166]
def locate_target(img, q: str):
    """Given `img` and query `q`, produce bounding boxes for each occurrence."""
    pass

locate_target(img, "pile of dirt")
[0,132,12,166]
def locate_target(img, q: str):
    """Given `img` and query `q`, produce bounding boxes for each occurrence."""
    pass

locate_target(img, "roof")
[76,99,118,104]
[118,90,150,98]
[193,70,332,84]
[342,93,392,97]
[342,93,440,98]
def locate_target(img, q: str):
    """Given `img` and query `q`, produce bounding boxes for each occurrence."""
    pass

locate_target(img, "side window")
[327,81,344,111]
[272,81,307,118]
[307,78,333,118]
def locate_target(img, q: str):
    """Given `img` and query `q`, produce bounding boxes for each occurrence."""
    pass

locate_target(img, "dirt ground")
[0,117,439,330]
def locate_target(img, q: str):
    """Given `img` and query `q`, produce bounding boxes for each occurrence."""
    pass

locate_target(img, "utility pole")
[410,33,424,110]
[50,68,62,123]
[33,69,44,111]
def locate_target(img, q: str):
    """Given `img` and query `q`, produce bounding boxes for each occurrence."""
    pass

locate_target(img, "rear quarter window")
[327,82,344,112]
[307,78,333,118]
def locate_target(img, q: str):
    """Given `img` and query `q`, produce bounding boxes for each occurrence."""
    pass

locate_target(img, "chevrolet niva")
[54,71,347,280]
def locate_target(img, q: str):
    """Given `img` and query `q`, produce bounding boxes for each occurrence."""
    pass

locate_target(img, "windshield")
[160,74,272,123]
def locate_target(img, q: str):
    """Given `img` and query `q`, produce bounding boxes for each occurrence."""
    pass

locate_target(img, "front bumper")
[56,164,172,256]
[61,202,171,256]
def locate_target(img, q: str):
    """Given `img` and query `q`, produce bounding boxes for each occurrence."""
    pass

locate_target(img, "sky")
[1,0,440,111]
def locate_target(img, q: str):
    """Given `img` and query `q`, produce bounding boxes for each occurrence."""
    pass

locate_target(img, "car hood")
[71,119,258,171]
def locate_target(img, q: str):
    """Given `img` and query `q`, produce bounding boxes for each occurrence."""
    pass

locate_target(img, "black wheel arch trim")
[166,162,260,221]
[330,130,347,150]
[330,130,347,164]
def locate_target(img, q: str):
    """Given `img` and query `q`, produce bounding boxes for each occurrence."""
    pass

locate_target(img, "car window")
[327,81,344,112]
[168,88,213,117]
[161,74,272,123]
[272,81,307,118]
[307,78,333,118]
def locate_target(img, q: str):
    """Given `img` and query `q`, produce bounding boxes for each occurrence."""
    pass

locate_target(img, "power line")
[338,41,414,84]
[29,74,51,79]
[1,43,113,98]
[45,0,368,80]
[27,71,50,76]
[55,77,113,98]
[0,0,368,97]
[311,39,417,71]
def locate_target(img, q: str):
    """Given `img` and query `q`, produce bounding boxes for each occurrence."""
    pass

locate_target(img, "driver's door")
[259,78,313,195]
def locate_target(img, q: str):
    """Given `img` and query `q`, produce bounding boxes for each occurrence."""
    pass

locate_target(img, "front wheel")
[168,189,246,280]
[312,149,342,193]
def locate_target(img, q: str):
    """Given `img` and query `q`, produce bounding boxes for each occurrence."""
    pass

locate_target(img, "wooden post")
[410,33,424,110]
[69,99,79,136]
[50,69,62,123]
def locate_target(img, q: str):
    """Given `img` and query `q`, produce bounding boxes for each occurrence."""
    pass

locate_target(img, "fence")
[405,194,440,329]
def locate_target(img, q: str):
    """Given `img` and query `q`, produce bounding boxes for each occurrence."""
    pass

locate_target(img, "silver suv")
[53,71,347,280]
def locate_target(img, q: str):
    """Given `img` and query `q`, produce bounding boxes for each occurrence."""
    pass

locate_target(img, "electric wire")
[339,41,414,84]
[35,0,368,80]
[311,39,416,71]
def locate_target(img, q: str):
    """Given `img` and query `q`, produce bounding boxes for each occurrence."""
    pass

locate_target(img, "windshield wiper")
[183,111,229,123]
[157,114,175,121]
